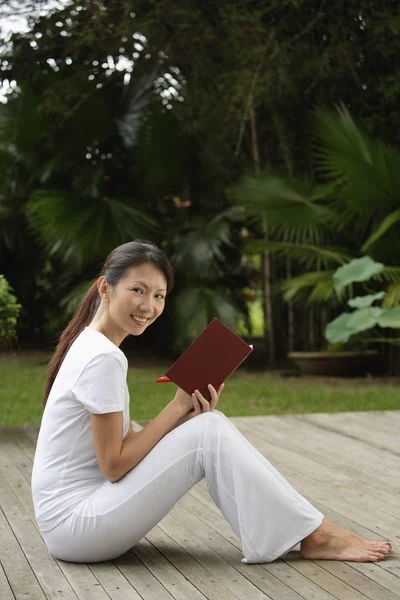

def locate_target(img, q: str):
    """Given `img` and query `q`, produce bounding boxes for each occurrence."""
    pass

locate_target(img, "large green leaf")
[325,306,383,343]
[333,257,384,289]
[346,307,383,332]
[325,313,355,344]
[347,292,385,309]
[377,307,400,328]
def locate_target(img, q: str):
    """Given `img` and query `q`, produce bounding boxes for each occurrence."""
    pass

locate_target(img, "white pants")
[43,411,324,563]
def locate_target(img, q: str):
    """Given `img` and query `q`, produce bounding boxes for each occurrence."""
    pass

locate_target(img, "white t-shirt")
[31,327,130,531]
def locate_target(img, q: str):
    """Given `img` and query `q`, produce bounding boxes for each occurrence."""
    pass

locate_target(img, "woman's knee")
[195,410,231,438]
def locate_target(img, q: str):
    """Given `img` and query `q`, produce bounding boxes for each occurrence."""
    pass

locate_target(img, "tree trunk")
[250,103,275,364]
[271,108,294,357]
[308,307,315,349]
[286,256,294,352]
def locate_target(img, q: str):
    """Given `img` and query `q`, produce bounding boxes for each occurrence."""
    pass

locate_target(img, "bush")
[0,275,22,346]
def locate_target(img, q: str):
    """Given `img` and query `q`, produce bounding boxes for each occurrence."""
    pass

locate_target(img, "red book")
[163,318,253,400]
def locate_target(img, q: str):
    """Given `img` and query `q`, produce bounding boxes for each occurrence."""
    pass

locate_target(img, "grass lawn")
[1,353,399,426]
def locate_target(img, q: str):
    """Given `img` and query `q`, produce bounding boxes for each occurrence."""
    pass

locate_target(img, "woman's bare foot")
[300,519,392,562]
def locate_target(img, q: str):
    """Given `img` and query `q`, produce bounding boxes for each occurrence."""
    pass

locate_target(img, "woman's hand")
[170,382,225,429]
[191,383,224,416]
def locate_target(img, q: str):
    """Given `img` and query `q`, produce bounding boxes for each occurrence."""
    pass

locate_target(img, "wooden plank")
[0,431,179,600]
[313,560,400,600]
[0,508,46,600]
[0,560,16,600]
[88,563,143,600]
[55,562,114,600]
[232,420,400,530]
[232,416,400,498]
[230,418,399,514]
[0,437,112,600]
[159,510,330,600]
[347,562,400,597]
[115,550,176,600]
[285,555,370,600]
[170,500,304,600]
[132,537,209,600]
[260,560,338,600]
[0,452,80,599]
[147,521,244,600]
[299,412,400,456]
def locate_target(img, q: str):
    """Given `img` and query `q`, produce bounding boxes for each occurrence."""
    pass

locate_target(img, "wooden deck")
[0,411,399,600]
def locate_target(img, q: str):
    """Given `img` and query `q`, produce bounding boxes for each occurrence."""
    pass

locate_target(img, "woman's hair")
[43,240,174,406]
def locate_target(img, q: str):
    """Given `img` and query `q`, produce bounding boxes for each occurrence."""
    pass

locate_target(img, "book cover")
[165,318,253,400]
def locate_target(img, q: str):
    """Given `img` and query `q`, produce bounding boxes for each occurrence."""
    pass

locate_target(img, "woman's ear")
[97,276,109,300]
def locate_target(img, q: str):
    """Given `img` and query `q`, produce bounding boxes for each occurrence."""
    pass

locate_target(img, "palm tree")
[1,60,250,350]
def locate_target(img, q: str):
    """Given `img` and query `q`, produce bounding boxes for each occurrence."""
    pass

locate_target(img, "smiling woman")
[87,264,168,347]
[31,240,392,565]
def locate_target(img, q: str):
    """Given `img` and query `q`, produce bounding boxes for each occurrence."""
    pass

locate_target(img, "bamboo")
[250,103,275,364]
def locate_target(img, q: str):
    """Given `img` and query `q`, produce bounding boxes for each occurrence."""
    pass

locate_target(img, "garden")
[1,1,400,425]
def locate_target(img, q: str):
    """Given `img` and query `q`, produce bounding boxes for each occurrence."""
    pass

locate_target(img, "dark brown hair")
[43,240,174,405]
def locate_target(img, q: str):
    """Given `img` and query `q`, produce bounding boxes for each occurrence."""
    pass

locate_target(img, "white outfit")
[32,327,324,563]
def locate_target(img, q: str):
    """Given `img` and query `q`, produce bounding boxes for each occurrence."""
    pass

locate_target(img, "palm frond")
[228,174,335,231]
[59,278,97,317]
[170,216,234,280]
[26,190,159,271]
[362,209,400,252]
[371,266,400,285]
[0,87,50,175]
[313,104,400,232]
[278,270,337,305]
[117,68,158,148]
[170,285,245,351]
[244,240,350,270]
[382,282,400,308]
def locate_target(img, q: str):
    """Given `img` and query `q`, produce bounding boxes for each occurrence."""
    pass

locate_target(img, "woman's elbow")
[101,460,124,483]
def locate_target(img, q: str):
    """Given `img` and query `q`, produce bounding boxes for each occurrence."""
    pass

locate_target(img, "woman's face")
[106,263,167,341]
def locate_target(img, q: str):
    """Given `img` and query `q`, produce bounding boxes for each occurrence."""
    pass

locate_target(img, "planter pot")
[288,350,381,377]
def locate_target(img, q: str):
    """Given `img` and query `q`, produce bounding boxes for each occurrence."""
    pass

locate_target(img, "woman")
[31,240,392,563]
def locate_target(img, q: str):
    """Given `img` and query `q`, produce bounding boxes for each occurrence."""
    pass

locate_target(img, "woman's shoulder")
[75,328,127,367]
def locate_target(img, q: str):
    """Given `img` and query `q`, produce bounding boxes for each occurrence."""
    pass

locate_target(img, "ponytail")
[43,282,100,406]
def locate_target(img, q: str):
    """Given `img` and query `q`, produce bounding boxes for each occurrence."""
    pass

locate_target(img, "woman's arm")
[90,399,183,482]
[91,384,223,483]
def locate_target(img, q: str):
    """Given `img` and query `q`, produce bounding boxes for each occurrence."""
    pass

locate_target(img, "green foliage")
[333,256,385,289]
[26,190,159,272]
[2,0,400,353]
[0,275,21,344]
[231,105,400,317]
[326,257,400,344]
[166,214,249,349]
